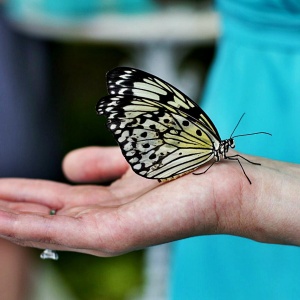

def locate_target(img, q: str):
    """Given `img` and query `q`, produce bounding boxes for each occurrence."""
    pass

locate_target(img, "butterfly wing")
[106,67,221,140]
[97,94,219,181]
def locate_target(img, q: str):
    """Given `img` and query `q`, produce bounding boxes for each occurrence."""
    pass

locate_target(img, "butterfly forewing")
[106,67,220,139]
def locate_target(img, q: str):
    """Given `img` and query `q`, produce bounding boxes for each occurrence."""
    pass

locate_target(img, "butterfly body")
[97,67,258,183]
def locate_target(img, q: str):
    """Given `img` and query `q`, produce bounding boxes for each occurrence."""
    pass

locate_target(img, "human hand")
[0,146,300,257]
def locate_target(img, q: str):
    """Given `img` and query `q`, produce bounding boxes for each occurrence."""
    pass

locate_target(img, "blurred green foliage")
[49,43,129,152]
[55,251,144,300]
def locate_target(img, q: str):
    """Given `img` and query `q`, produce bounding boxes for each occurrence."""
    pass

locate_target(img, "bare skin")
[0,146,299,257]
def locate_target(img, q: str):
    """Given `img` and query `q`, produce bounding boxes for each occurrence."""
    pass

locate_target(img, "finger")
[0,178,125,207]
[62,146,129,183]
[0,200,50,214]
[0,178,67,208]
[0,208,123,257]
[0,210,83,251]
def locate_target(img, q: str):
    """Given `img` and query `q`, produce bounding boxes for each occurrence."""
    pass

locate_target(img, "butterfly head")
[218,138,235,160]
[229,138,235,149]
[225,138,235,152]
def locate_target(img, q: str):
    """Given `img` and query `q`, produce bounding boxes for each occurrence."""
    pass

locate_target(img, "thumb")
[62,146,129,183]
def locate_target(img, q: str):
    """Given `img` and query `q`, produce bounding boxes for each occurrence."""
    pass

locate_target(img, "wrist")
[224,168,300,246]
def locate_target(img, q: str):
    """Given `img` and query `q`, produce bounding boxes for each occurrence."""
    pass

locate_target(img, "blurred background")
[0,0,217,299]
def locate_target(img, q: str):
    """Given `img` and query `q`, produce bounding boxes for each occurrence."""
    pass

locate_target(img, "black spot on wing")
[196,129,202,136]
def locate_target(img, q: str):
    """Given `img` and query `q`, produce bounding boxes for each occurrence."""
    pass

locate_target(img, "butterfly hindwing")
[97,94,217,180]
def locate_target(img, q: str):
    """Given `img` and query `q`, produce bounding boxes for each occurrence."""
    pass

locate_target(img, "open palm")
[0,146,299,256]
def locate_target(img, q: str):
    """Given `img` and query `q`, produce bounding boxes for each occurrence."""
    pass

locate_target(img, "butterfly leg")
[227,154,261,166]
[193,160,217,176]
[226,154,259,184]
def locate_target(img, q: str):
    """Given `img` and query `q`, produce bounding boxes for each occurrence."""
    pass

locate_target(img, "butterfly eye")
[230,139,235,148]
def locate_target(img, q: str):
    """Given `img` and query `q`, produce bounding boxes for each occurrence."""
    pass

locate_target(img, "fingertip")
[62,148,83,181]
[62,146,129,183]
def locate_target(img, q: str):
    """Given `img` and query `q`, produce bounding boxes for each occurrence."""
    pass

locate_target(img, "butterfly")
[97,67,269,184]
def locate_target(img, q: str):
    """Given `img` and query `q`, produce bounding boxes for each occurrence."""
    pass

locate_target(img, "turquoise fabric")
[170,1,300,299]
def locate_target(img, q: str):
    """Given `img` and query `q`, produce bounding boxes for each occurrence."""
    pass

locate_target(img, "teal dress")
[170,1,300,299]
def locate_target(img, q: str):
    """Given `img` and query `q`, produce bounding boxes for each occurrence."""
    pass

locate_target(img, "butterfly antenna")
[232,132,272,139]
[230,113,245,138]
[230,113,272,139]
